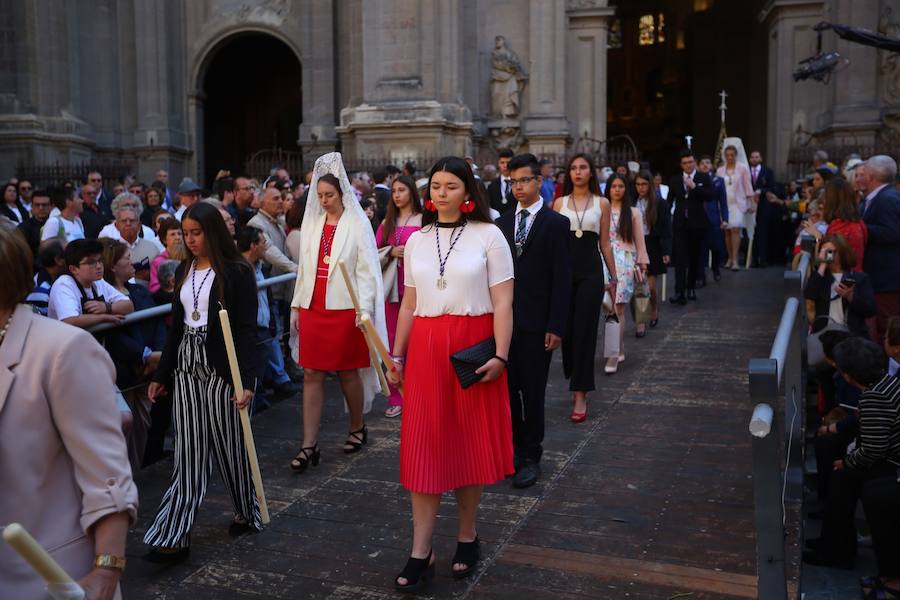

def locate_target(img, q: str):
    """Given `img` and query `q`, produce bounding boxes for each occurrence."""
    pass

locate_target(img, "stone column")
[565,0,615,152]
[133,0,191,181]
[523,0,570,156]
[298,0,339,158]
[824,0,881,145]
[759,0,826,180]
[337,0,472,162]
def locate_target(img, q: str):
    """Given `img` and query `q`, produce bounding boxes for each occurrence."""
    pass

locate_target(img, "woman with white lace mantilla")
[289,153,388,473]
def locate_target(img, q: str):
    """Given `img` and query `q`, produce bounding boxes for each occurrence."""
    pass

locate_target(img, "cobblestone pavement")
[123,267,784,599]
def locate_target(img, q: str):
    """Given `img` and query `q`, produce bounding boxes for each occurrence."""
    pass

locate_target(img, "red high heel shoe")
[570,398,587,423]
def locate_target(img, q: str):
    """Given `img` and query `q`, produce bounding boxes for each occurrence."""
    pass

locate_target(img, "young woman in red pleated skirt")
[388,156,514,592]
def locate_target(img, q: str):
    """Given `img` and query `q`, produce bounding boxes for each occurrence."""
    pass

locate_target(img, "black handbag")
[450,337,496,389]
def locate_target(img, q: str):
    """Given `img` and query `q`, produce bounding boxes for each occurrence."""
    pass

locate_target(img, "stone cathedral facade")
[0,0,896,184]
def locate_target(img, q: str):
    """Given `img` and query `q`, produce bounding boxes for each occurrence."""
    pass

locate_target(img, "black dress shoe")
[695,279,707,289]
[713,270,722,282]
[687,289,697,301]
[513,461,541,489]
[143,547,190,564]
[802,550,854,570]
[668,294,687,306]
[228,519,256,538]
[649,318,659,328]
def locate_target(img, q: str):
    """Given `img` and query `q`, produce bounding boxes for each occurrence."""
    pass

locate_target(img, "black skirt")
[645,235,667,276]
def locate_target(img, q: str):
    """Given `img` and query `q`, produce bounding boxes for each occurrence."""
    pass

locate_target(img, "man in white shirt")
[48,239,134,329]
[488,148,515,215]
[40,187,85,247]
[105,206,160,286]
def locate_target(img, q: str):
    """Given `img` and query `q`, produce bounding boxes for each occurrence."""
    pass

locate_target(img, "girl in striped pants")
[144,203,261,562]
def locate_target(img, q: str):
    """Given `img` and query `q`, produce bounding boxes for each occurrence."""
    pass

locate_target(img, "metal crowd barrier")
[88,272,298,333]
[747,251,811,600]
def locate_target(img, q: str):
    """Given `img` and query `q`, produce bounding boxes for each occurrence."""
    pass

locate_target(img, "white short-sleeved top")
[47,276,128,321]
[403,221,513,317]
[179,266,216,327]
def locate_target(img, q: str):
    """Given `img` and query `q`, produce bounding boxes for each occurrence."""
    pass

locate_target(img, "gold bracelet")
[94,554,127,571]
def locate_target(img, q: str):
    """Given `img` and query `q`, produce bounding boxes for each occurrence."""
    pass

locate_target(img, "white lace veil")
[722,137,749,169]
[723,136,755,237]
[301,152,388,413]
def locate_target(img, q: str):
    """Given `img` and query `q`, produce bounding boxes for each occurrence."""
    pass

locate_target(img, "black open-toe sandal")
[290,444,320,472]
[343,425,368,454]
[451,536,480,580]
[394,549,435,592]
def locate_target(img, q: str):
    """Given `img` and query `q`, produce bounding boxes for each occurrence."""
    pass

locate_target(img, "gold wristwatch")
[94,554,127,571]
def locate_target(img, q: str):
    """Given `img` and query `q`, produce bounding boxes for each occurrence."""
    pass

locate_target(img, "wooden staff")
[218,309,270,525]
[3,523,85,600]
[360,313,403,397]
[338,261,390,396]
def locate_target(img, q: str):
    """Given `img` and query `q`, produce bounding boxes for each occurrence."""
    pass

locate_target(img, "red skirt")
[298,265,370,371]
[400,314,514,494]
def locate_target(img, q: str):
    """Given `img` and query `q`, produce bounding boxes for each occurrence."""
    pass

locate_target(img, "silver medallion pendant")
[192,310,201,321]
[436,277,447,291]
[575,229,584,238]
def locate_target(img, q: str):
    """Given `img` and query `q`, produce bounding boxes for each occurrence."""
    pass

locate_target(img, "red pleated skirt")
[400,314,514,494]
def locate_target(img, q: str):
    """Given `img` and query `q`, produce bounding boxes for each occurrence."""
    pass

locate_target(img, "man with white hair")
[98,192,162,248]
[107,206,160,287]
[861,155,900,342]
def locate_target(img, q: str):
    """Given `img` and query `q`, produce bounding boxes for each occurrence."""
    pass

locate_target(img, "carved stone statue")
[879,6,900,102]
[490,36,528,118]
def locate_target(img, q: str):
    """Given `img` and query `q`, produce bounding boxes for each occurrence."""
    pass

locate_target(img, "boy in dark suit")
[488,148,516,215]
[497,154,572,488]
[668,149,712,304]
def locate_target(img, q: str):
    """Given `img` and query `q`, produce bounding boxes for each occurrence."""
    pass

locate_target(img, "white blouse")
[558,195,603,234]
[404,221,513,317]
[180,266,216,327]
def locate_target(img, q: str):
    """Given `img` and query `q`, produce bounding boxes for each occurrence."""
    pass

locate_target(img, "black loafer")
[648,319,659,328]
[513,461,541,489]
[668,295,687,306]
[713,271,722,282]
[228,519,256,538]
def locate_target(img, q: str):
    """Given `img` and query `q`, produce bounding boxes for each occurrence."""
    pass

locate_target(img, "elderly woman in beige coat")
[0,225,138,600]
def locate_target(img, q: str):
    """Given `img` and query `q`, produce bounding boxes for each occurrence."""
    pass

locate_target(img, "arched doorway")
[200,33,302,186]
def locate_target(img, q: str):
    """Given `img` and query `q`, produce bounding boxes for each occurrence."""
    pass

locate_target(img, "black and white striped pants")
[144,326,261,549]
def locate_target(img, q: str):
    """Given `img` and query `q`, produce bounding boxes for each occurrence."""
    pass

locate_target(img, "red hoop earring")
[461,199,474,213]
[424,199,436,211]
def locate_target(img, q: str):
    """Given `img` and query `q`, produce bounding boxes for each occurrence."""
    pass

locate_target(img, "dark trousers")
[562,274,604,392]
[673,227,705,295]
[698,225,724,281]
[861,472,900,577]
[508,330,553,463]
[814,429,855,499]
[820,461,900,561]
[753,208,773,265]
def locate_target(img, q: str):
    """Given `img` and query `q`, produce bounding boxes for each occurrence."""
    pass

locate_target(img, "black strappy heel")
[343,425,368,454]
[394,549,435,592]
[451,536,480,579]
[289,444,320,472]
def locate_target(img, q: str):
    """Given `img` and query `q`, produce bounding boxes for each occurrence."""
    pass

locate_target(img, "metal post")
[782,270,805,502]
[748,358,788,600]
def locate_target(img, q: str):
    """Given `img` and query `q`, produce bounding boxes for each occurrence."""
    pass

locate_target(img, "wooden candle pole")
[338,261,391,396]
[3,523,85,599]
[218,309,270,525]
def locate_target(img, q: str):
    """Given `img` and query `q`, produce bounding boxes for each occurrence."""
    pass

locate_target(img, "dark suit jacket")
[96,189,114,222]
[488,178,516,215]
[668,171,713,231]
[804,270,876,338]
[750,164,775,216]
[496,205,572,337]
[154,260,258,390]
[373,185,391,223]
[80,205,107,239]
[862,185,900,293]
[705,174,729,227]
[17,216,47,258]
[1,200,29,224]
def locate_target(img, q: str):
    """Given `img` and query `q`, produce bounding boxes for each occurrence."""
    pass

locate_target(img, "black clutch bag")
[450,337,496,389]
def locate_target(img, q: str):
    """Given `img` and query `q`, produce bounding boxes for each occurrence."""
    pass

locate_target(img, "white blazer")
[291,211,378,317]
